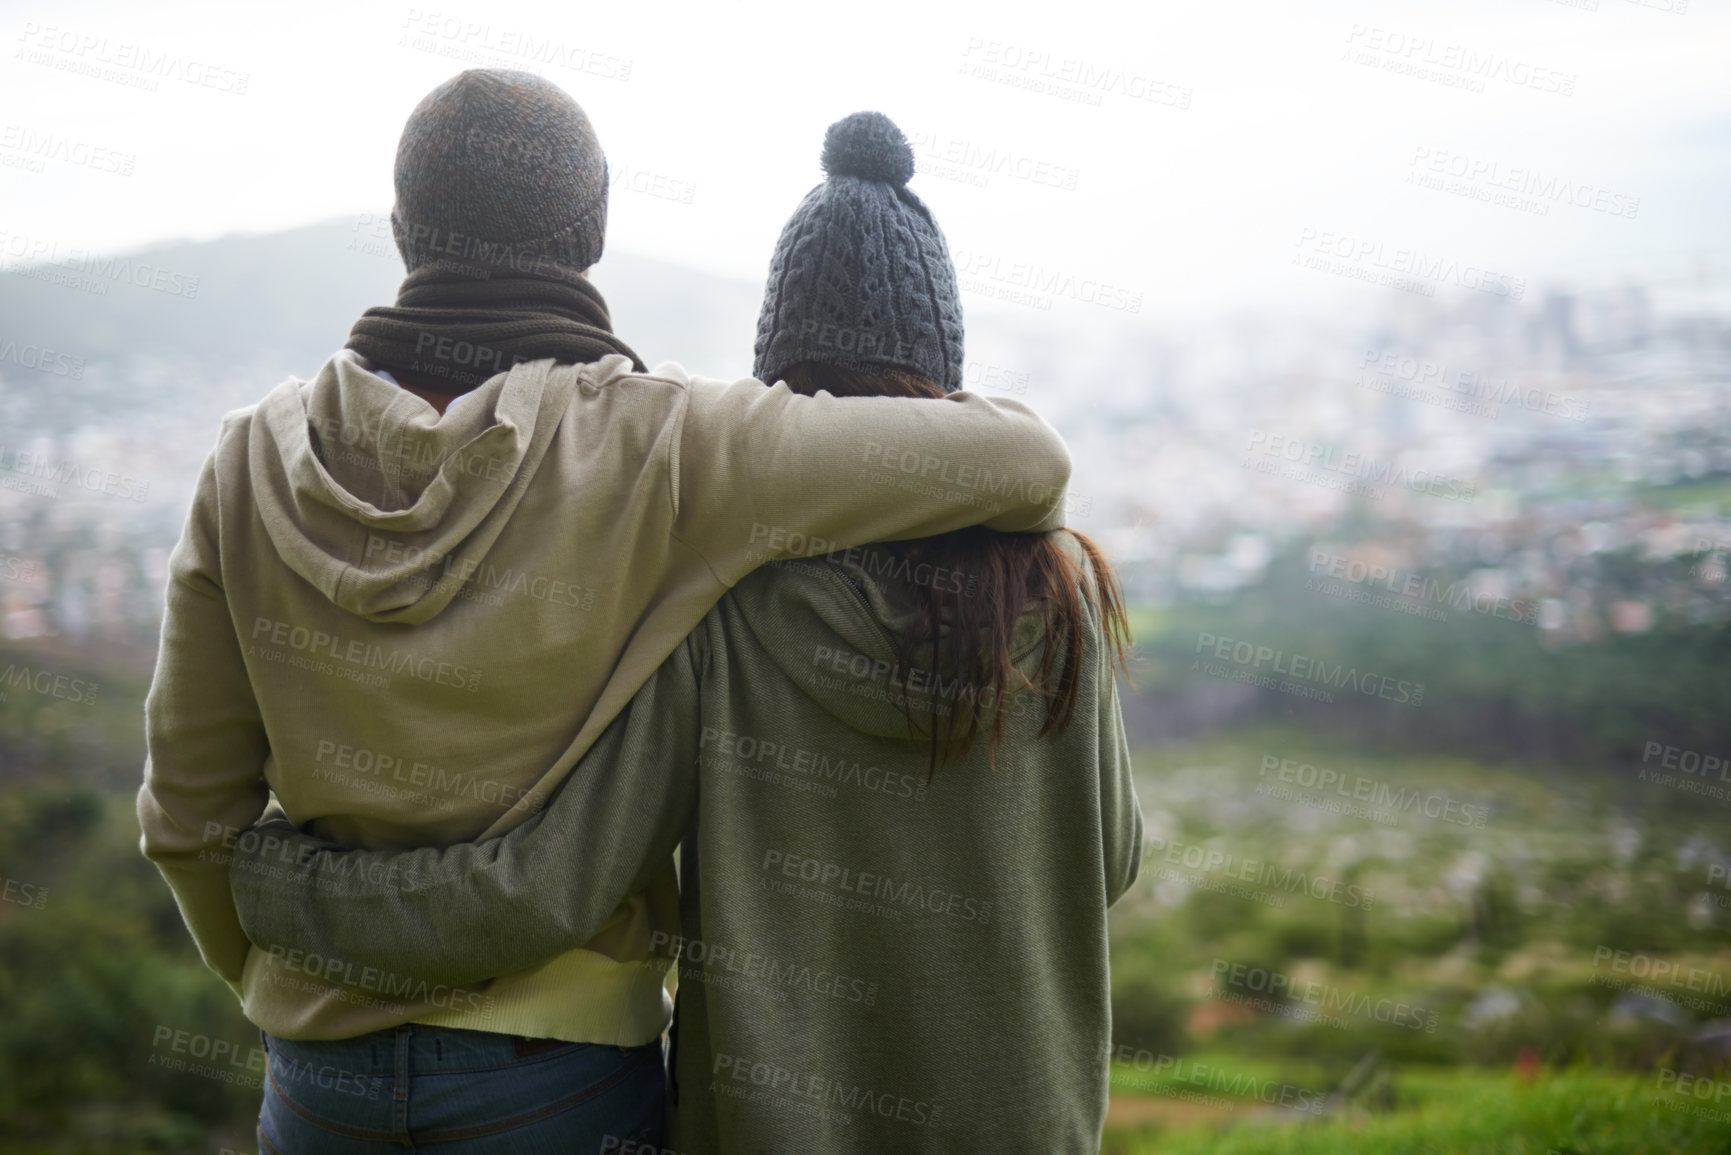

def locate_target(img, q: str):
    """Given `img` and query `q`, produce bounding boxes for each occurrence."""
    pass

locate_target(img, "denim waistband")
[264,1023,639,1078]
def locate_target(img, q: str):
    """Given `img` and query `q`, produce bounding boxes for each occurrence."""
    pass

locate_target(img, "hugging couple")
[138,68,1142,1155]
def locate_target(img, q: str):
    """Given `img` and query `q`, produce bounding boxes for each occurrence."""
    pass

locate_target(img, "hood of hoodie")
[728,544,1050,742]
[248,350,596,625]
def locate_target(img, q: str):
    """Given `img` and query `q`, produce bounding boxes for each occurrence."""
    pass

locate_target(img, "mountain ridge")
[0,217,767,387]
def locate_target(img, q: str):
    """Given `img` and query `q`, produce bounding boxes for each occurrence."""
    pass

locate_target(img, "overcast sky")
[3,0,1728,316]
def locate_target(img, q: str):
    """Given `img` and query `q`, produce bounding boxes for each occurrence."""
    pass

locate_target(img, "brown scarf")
[345,262,645,393]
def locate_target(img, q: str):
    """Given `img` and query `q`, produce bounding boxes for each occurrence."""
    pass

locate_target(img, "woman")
[231,111,1140,1154]
[136,73,1073,1155]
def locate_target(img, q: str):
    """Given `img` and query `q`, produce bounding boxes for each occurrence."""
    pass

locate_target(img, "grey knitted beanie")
[753,112,964,392]
[391,69,608,275]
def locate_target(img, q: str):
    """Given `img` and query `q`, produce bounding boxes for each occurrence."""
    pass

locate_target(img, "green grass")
[1104,729,1731,1151]
[1105,1068,1731,1154]
[1631,476,1731,515]
[1109,1051,1332,1105]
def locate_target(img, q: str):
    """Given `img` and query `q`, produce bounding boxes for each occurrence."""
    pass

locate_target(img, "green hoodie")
[231,536,1142,1154]
[138,348,1072,1046]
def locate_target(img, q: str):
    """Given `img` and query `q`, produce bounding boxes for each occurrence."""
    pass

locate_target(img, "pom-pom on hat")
[753,111,964,391]
[821,111,918,185]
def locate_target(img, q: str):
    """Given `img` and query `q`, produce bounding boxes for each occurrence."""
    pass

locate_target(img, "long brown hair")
[779,360,1131,775]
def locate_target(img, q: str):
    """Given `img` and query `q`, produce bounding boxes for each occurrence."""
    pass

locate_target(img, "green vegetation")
[0,783,262,1151]
[1106,1067,1731,1154]
[4,573,1729,1149]
[0,648,259,1151]
[1101,730,1731,1152]
[1132,543,1731,767]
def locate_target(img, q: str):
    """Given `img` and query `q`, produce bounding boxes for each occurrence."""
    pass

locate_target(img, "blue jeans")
[257,1024,665,1154]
